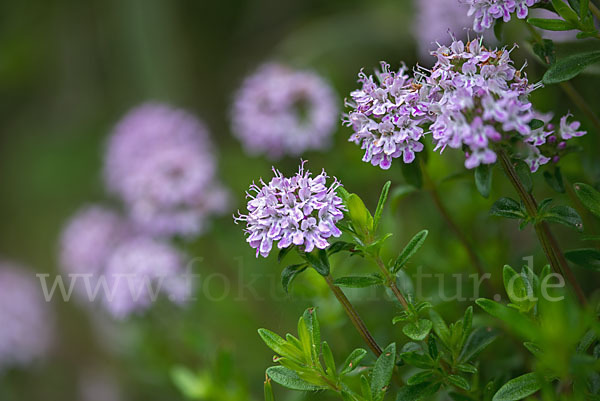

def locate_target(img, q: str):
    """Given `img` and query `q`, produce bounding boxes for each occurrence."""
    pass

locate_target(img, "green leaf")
[327,241,356,255]
[527,17,576,30]
[492,372,542,401]
[303,250,330,276]
[334,275,383,288]
[401,157,423,188]
[565,248,600,271]
[551,0,580,23]
[461,306,473,347]
[543,168,565,193]
[302,308,321,357]
[347,193,374,235]
[266,366,324,391]
[459,327,499,362]
[456,363,477,374]
[400,351,434,369]
[392,230,429,273]
[475,164,493,198]
[533,39,556,64]
[278,246,293,263]
[428,335,438,360]
[573,182,600,218]
[402,319,433,341]
[542,205,583,231]
[322,341,336,377]
[407,371,435,385]
[475,299,537,340]
[543,50,600,84]
[374,181,391,232]
[448,375,471,391]
[429,310,450,346]
[361,375,373,401]
[341,348,367,375]
[396,382,441,401]
[281,264,307,294]
[259,329,291,356]
[514,161,533,193]
[264,376,274,401]
[523,342,543,357]
[371,343,396,401]
[568,0,581,15]
[502,265,534,312]
[171,366,208,399]
[489,197,526,220]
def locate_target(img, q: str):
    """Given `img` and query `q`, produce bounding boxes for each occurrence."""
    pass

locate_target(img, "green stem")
[373,256,410,310]
[590,2,600,21]
[496,149,587,305]
[323,274,383,356]
[420,159,495,295]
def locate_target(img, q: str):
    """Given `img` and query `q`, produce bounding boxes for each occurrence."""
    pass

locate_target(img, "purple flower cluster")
[59,206,190,319]
[344,62,426,170]
[466,0,539,32]
[235,162,345,257]
[59,102,228,319]
[105,103,229,237]
[345,37,586,172]
[231,63,339,159]
[0,263,54,369]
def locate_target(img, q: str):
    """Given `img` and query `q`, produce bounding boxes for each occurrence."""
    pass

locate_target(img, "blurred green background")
[0,0,599,400]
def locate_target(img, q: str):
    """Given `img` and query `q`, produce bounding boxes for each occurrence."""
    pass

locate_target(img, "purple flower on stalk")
[102,237,189,319]
[0,263,54,369]
[466,0,539,32]
[231,63,339,159]
[104,103,229,237]
[234,162,345,258]
[346,36,586,172]
[344,62,426,170]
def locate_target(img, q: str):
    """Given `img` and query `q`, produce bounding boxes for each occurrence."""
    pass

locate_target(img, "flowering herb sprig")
[466,0,540,32]
[234,161,345,258]
[345,37,586,173]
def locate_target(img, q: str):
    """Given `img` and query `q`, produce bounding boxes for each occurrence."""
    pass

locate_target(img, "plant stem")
[420,159,495,295]
[373,256,410,310]
[323,274,383,356]
[590,2,600,21]
[524,23,600,134]
[496,149,587,305]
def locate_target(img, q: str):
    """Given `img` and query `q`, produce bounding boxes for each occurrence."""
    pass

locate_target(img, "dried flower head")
[234,162,345,258]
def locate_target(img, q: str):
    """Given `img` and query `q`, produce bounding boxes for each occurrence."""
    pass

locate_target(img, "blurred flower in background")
[104,103,230,238]
[59,205,132,301]
[0,262,54,370]
[78,368,123,401]
[102,236,189,319]
[414,0,474,59]
[231,63,339,159]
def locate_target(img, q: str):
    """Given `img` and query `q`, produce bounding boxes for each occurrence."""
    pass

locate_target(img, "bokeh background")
[0,0,599,400]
